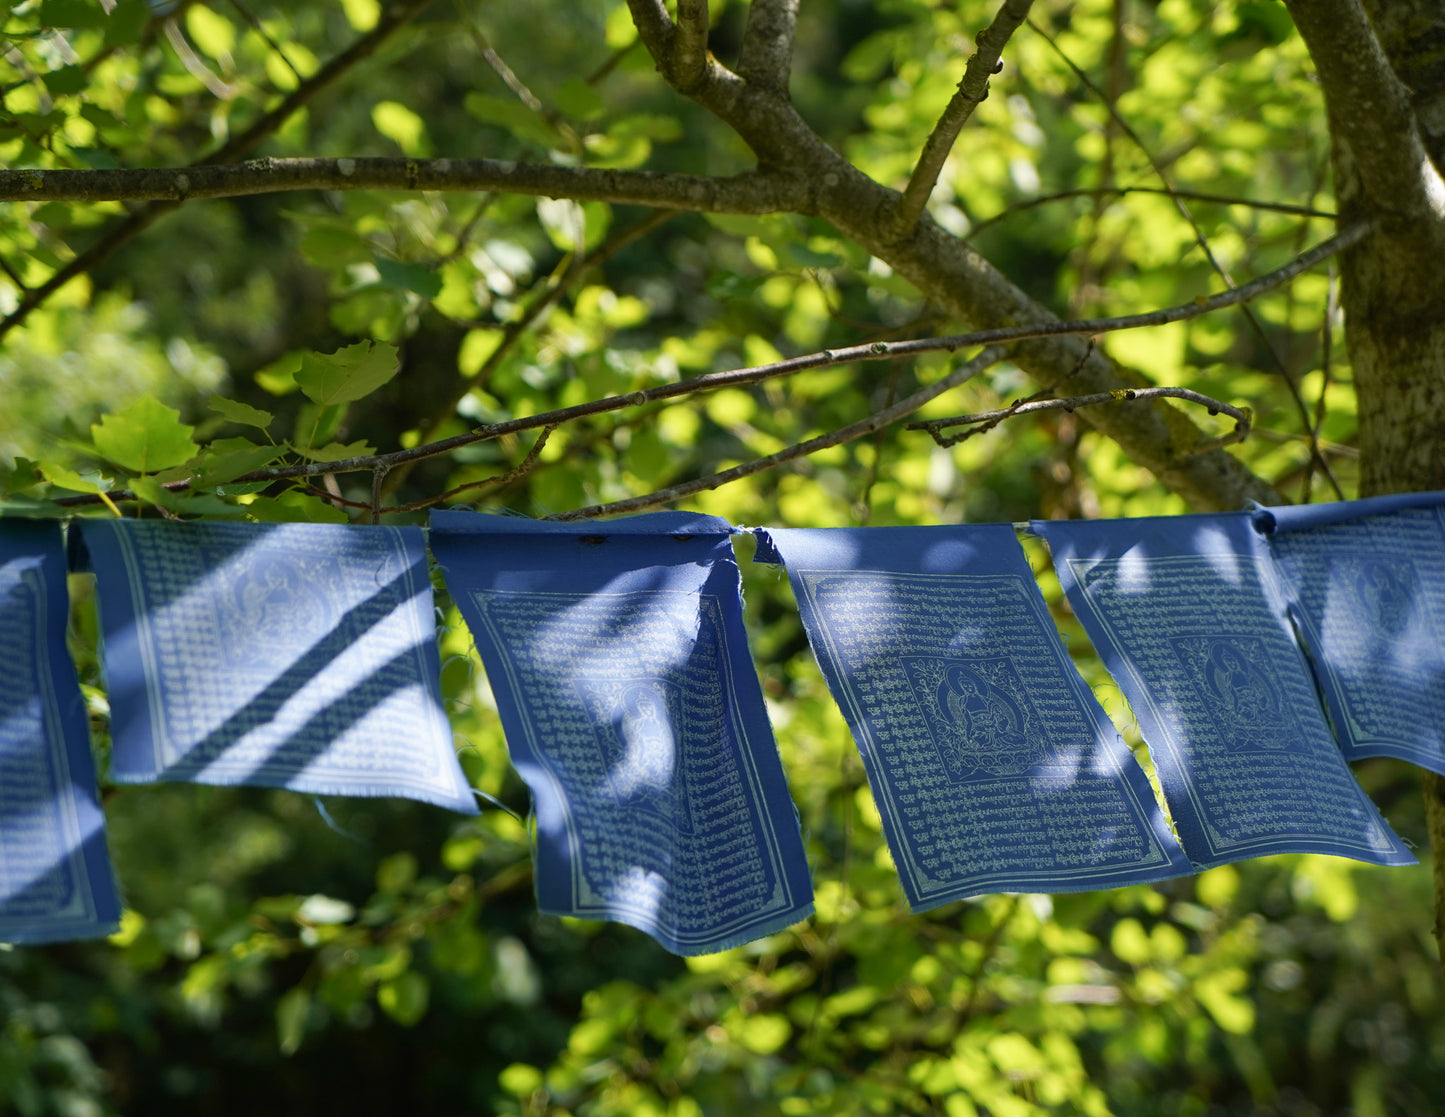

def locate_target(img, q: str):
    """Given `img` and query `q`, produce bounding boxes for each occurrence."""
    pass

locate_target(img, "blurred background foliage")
[1,0,1437,1113]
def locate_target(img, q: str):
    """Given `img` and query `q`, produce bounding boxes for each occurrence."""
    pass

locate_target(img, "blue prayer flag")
[0,520,120,943]
[754,524,1193,911]
[429,510,814,956]
[74,520,475,813]
[1255,491,1445,774]
[1034,514,1414,869]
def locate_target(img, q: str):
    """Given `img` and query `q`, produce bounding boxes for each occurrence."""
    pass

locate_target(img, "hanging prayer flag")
[1034,514,1414,869]
[429,511,813,956]
[73,520,475,813]
[753,524,1193,911]
[0,520,120,942]
[1255,491,1445,775]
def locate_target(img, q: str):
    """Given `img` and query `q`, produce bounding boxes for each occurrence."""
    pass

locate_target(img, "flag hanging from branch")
[1034,513,1414,869]
[754,523,1193,910]
[0,520,120,943]
[1254,492,1445,776]
[73,520,475,813]
[430,510,813,956]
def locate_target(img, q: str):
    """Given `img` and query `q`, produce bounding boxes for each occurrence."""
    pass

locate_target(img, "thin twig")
[1032,15,1342,498]
[51,223,1368,510]
[550,347,1006,520]
[383,208,677,496]
[909,386,1251,449]
[385,426,554,513]
[964,186,1335,242]
[226,0,304,86]
[891,0,1034,239]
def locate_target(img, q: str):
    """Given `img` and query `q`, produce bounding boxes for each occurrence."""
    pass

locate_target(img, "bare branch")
[0,159,810,211]
[51,222,1366,512]
[909,387,1252,450]
[384,427,555,513]
[551,347,1007,520]
[736,0,799,92]
[965,186,1335,241]
[673,0,710,89]
[625,0,675,66]
[0,0,437,342]
[891,0,1034,239]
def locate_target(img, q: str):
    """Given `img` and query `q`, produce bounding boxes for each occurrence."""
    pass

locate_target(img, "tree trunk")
[1286,0,1445,984]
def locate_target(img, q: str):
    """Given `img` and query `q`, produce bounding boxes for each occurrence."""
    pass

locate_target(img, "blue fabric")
[430,510,813,956]
[1256,493,1445,774]
[74,520,475,813]
[754,524,1193,911]
[1033,514,1414,869]
[0,520,120,943]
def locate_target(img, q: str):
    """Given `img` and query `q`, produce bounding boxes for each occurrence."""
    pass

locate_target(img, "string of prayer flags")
[753,524,1193,911]
[0,520,120,943]
[1254,491,1445,775]
[1033,514,1414,870]
[73,520,476,813]
[429,510,814,956]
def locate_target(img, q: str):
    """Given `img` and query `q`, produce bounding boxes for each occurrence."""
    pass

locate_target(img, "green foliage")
[0,0,1437,1114]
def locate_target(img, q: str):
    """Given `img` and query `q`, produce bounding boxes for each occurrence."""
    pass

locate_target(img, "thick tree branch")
[625,0,676,67]
[1285,0,1445,219]
[736,0,799,91]
[1360,0,1445,178]
[890,0,1034,240]
[0,0,436,341]
[673,0,710,90]
[0,159,810,211]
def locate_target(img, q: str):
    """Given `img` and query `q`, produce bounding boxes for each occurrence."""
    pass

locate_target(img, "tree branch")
[1284,0,1445,219]
[909,387,1251,450]
[0,0,437,342]
[736,0,799,91]
[50,226,1362,512]
[1360,0,1445,179]
[673,0,710,90]
[625,0,675,67]
[0,159,810,211]
[890,0,1034,239]
[551,347,1007,520]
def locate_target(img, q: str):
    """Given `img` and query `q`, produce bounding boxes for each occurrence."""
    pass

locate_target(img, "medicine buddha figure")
[937,662,1039,776]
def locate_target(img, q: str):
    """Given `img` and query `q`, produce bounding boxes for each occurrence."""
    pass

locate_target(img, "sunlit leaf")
[294,341,400,406]
[91,395,199,474]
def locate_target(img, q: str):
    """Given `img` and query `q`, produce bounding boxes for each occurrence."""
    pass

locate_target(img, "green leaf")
[91,395,199,474]
[293,439,375,463]
[40,462,112,494]
[294,342,400,407]
[244,490,349,524]
[192,439,284,486]
[373,256,442,300]
[554,78,605,121]
[102,0,150,47]
[209,397,274,432]
[276,988,310,1057]
[40,0,107,28]
[462,92,558,148]
[254,352,303,396]
[377,972,429,1027]
[1,457,42,495]
[129,477,242,518]
[41,65,86,96]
